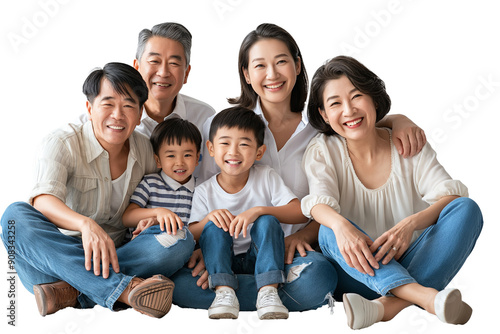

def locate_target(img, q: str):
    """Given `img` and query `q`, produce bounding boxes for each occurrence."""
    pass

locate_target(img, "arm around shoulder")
[378,114,427,157]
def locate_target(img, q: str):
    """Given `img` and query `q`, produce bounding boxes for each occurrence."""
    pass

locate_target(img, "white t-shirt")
[198,99,317,237]
[110,171,128,220]
[301,129,469,243]
[189,164,297,255]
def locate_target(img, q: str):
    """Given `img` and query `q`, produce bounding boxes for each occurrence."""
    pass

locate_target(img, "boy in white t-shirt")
[188,107,308,320]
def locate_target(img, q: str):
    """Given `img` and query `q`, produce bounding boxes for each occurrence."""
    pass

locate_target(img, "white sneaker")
[208,287,239,319]
[434,289,472,325]
[256,286,289,319]
[343,293,384,330]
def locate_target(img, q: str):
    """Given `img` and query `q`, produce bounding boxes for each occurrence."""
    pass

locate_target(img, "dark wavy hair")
[82,62,148,109]
[308,55,391,136]
[227,23,308,113]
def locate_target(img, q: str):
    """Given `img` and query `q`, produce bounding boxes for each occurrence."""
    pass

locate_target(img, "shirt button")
[104,177,109,181]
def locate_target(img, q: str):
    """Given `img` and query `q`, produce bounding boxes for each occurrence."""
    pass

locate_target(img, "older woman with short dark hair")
[302,55,483,329]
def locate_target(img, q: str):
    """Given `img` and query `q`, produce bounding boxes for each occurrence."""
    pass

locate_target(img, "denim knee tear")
[155,229,186,248]
[326,292,336,314]
[286,262,312,283]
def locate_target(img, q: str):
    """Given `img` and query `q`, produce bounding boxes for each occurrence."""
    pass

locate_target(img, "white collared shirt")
[29,122,158,246]
[134,94,215,138]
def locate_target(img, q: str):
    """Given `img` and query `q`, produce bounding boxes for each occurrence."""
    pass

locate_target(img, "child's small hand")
[132,217,158,239]
[156,208,184,235]
[207,209,234,232]
[187,249,209,290]
[230,208,260,238]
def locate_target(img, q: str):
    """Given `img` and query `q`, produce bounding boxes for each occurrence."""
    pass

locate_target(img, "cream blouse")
[301,129,468,243]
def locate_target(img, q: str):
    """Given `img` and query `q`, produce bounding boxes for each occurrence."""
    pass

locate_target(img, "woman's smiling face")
[243,38,301,109]
[320,75,377,141]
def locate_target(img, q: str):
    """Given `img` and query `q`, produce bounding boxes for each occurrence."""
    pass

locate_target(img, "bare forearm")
[409,195,459,231]
[32,194,94,232]
[188,219,208,241]
[289,219,320,244]
[122,203,156,227]
[257,199,308,224]
[310,203,350,232]
[376,114,407,128]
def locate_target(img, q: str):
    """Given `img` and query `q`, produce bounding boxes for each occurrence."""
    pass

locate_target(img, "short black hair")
[150,117,202,156]
[308,55,391,136]
[209,107,265,147]
[82,62,148,109]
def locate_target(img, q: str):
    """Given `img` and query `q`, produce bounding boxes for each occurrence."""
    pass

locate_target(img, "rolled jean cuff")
[105,275,134,310]
[208,273,238,291]
[379,277,417,296]
[255,270,285,291]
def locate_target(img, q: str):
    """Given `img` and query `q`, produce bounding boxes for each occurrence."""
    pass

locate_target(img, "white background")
[0,0,498,333]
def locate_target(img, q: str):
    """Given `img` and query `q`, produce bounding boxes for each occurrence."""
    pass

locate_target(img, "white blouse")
[301,129,468,243]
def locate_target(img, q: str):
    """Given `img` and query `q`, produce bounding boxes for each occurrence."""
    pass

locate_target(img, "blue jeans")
[0,202,195,310]
[319,197,483,299]
[172,219,338,311]
[200,215,285,291]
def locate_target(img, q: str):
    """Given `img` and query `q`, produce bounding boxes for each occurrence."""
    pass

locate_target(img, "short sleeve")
[188,184,210,224]
[29,133,72,205]
[415,143,469,204]
[265,166,297,207]
[300,136,342,218]
[129,178,151,208]
[197,115,219,183]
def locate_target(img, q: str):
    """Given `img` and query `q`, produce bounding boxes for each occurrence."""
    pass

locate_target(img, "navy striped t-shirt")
[130,171,195,224]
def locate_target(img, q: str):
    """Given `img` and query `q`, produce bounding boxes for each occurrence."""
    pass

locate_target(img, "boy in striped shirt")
[122,117,202,236]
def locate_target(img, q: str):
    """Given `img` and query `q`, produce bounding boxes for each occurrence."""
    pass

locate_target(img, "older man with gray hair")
[78,22,215,176]
[132,22,215,138]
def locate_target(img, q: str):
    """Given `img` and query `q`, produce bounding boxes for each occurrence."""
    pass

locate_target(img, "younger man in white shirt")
[188,107,308,320]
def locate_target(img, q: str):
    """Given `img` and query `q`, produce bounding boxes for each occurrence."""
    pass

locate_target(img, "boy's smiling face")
[155,140,199,184]
[207,126,266,180]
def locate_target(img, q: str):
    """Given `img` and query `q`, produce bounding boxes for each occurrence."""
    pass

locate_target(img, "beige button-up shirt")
[29,122,158,246]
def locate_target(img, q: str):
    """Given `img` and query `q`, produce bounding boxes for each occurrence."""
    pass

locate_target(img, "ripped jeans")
[0,202,195,310]
[172,226,338,312]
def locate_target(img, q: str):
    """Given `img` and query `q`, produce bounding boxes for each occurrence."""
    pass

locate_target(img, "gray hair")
[136,22,192,67]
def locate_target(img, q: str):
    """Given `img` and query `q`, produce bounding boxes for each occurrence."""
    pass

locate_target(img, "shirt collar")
[83,121,140,167]
[83,121,106,163]
[253,99,269,126]
[160,170,195,192]
[254,98,310,126]
[140,94,186,123]
[171,94,186,120]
